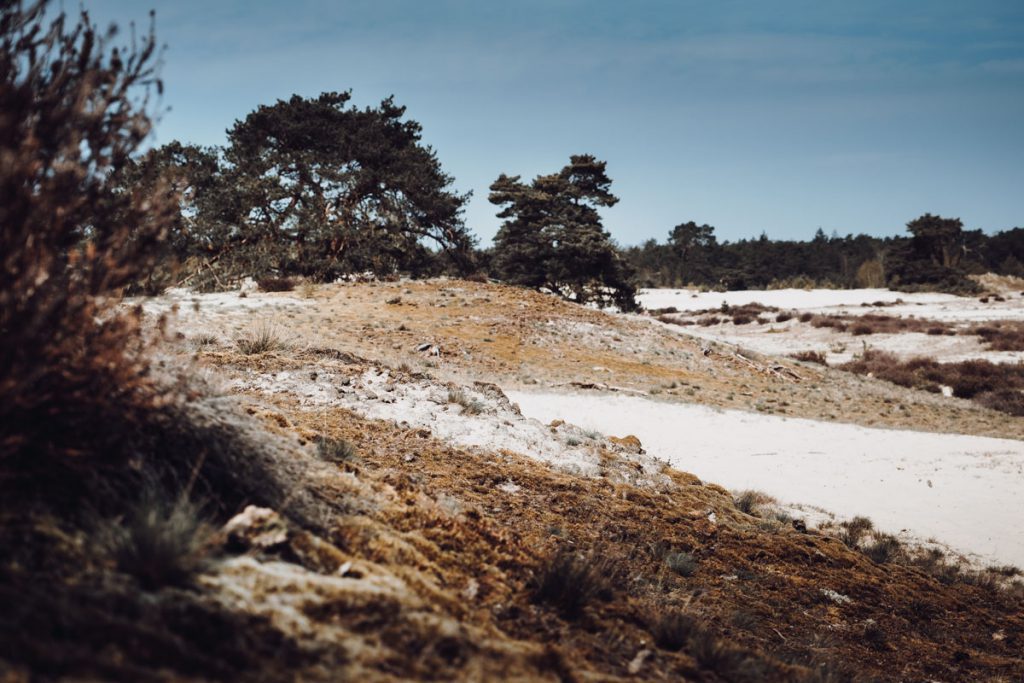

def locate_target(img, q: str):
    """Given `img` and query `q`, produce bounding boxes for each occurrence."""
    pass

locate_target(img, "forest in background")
[621,220,1024,294]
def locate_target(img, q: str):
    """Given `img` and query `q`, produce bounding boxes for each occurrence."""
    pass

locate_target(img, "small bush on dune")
[775,311,793,323]
[967,321,1024,351]
[838,516,874,548]
[733,489,776,515]
[862,533,904,564]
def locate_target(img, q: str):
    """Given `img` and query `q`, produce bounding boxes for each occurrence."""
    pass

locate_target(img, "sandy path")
[508,390,1024,567]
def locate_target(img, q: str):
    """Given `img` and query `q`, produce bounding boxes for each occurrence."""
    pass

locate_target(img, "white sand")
[508,390,1024,568]
[637,287,1024,364]
[638,288,958,312]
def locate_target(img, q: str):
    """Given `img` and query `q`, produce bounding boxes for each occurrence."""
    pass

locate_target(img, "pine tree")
[489,155,635,310]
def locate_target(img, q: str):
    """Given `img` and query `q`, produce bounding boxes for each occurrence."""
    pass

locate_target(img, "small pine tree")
[488,155,636,310]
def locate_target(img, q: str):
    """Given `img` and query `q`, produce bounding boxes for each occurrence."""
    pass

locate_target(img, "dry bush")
[861,533,904,564]
[811,316,848,332]
[975,390,1024,416]
[798,312,814,323]
[315,435,358,463]
[257,276,296,292]
[696,315,721,326]
[838,351,1024,413]
[966,321,1024,351]
[790,350,828,366]
[775,311,793,323]
[0,2,179,493]
[733,489,776,515]
[838,516,874,548]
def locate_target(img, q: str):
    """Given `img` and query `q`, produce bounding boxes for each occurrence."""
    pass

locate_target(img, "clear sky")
[80,0,1024,246]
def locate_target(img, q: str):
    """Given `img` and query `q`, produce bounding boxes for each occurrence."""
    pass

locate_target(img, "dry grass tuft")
[99,489,215,590]
[531,547,619,619]
[236,321,285,355]
[447,387,484,415]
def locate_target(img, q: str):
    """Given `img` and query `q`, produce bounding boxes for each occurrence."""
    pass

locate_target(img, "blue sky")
[81,0,1024,246]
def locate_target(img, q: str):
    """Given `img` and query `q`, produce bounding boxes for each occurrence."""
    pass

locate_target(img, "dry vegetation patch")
[838,351,1024,415]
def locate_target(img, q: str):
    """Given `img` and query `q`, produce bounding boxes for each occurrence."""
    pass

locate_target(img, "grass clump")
[649,609,697,651]
[861,533,904,564]
[733,489,776,515]
[447,387,484,415]
[100,490,214,590]
[315,436,358,463]
[665,550,698,577]
[838,516,874,548]
[531,547,618,619]
[236,321,284,355]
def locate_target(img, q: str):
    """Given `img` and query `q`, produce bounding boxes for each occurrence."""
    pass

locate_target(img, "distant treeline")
[621,219,1024,293]
[120,89,1021,303]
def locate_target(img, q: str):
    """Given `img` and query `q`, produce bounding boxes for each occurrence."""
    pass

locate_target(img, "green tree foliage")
[223,92,474,280]
[905,213,965,269]
[668,221,718,283]
[128,92,475,288]
[489,155,636,310]
[117,141,222,292]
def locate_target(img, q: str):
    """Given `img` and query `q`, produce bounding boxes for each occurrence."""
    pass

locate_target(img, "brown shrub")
[775,312,793,323]
[790,350,828,366]
[798,312,814,323]
[839,352,1024,414]
[967,321,1024,351]
[0,4,178,493]
[257,276,296,292]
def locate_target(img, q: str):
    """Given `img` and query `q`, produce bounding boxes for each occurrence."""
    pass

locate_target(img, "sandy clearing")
[638,288,958,312]
[508,390,1024,567]
[638,287,1024,364]
[659,321,1024,366]
[639,287,1024,322]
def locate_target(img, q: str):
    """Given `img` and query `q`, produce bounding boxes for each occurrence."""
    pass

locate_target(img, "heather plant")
[0,1,177,492]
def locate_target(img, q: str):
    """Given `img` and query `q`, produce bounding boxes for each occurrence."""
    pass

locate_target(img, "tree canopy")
[489,155,636,310]
[133,92,475,288]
